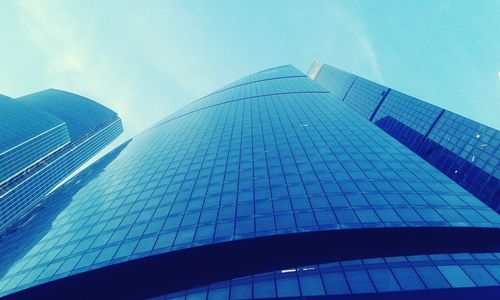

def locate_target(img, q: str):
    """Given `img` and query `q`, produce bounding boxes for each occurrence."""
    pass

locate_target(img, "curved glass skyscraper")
[0,89,122,234]
[0,66,499,299]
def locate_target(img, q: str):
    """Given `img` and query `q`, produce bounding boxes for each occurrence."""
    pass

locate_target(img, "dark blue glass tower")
[0,67,499,299]
[309,61,500,212]
[0,89,123,233]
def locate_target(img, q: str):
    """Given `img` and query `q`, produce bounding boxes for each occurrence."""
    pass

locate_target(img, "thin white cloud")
[16,0,140,134]
[359,35,383,83]
[14,1,222,139]
[13,0,386,138]
[322,3,384,82]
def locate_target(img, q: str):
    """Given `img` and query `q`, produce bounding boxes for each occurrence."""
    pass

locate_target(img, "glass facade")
[0,96,70,185]
[0,66,499,298]
[160,252,500,299]
[307,61,355,101]
[17,89,119,142]
[0,90,123,234]
[372,90,443,152]
[312,62,500,212]
[342,78,388,120]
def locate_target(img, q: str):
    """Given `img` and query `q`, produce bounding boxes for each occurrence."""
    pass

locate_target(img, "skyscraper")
[309,61,500,212]
[0,89,123,234]
[0,66,499,299]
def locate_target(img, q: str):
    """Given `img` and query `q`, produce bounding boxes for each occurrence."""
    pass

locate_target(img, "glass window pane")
[322,272,350,295]
[438,266,475,288]
[368,269,401,292]
[392,267,425,290]
[276,277,300,297]
[299,274,325,296]
[253,280,276,298]
[345,270,375,293]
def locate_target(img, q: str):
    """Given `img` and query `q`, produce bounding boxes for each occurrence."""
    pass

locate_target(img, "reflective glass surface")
[342,78,388,120]
[0,94,11,101]
[308,63,356,101]
[0,119,122,232]
[0,91,122,234]
[0,97,70,185]
[313,62,500,212]
[17,89,119,142]
[373,90,443,152]
[0,65,498,298]
[159,252,500,299]
[423,111,500,210]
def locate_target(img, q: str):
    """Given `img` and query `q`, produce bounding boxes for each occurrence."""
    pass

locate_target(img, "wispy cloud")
[14,1,224,139]
[358,35,383,82]
[16,0,139,135]
[321,3,384,82]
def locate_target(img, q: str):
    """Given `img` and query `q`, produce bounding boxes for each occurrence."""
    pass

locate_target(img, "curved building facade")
[0,95,70,187]
[17,89,120,142]
[0,89,122,234]
[0,66,499,299]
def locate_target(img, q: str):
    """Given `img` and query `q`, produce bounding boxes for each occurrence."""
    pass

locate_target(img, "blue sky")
[1,0,499,145]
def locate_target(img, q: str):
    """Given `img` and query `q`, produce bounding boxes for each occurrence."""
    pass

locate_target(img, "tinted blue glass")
[0,90,122,234]
[253,280,275,298]
[207,287,228,300]
[414,266,451,289]
[392,267,426,290]
[312,62,500,212]
[343,78,388,120]
[373,90,443,152]
[17,89,118,142]
[299,274,325,296]
[485,265,500,282]
[229,283,252,299]
[345,270,376,293]
[0,97,70,185]
[0,65,499,298]
[438,265,475,288]
[321,272,350,295]
[423,111,500,211]
[368,269,401,292]
[157,252,500,299]
[215,64,305,92]
[276,277,300,297]
[309,63,356,101]
[0,118,122,233]
[462,265,498,286]
[0,96,66,154]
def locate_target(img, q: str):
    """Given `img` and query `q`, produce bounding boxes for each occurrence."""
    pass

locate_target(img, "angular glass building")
[309,61,500,212]
[0,89,123,233]
[0,66,499,299]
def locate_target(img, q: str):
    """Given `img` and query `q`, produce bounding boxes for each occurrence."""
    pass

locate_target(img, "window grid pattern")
[422,111,500,210]
[0,66,498,296]
[313,65,356,101]
[313,64,500,213]
[214,65,305,93]
[159,252,500,299]
[0,120,123,232]
[0,90,123,234]
[156,74,327,127]
[373,90,442,135]
[372,90,443,151]
[0,125,70,188]
[0,97,70,185]
[17,89,119,142]
[343,78,389,120]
